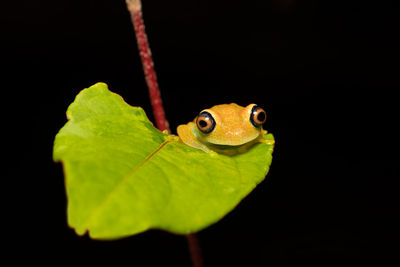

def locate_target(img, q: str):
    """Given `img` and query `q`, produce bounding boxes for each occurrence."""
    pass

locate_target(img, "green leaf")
[53,82,274,239]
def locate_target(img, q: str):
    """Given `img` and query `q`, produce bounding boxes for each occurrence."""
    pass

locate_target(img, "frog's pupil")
[257,112,266,122]
[199,119,208,128]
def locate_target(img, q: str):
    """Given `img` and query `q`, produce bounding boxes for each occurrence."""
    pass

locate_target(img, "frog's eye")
[250,105,267,127]
[196,111,216,133]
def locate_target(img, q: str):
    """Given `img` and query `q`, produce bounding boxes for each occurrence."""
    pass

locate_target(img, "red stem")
[126,0,169,132]
[126,1,203,266]
[187,233,204,267]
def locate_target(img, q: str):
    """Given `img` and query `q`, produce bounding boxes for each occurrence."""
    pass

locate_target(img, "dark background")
[3,0,399,266]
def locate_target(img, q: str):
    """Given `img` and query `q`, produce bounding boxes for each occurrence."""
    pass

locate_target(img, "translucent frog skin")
[177,103,274,155]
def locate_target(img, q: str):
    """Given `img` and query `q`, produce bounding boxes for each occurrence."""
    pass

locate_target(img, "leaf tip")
[65,82,110,120]
[68,222,88,237]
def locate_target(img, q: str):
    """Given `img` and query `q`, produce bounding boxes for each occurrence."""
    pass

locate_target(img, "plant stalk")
[187,233,204,267]
[126,0,169,132]
[126,1,203,266]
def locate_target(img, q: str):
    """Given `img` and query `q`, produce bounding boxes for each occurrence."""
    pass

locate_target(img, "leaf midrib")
[81,139,172,232]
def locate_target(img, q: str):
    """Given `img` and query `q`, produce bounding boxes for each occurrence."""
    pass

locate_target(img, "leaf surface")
[53,83,274,239]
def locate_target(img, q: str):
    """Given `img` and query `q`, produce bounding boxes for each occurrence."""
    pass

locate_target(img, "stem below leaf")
[187,233,204,267]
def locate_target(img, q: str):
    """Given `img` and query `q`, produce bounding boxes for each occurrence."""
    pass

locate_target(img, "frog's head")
[194,103,267,146]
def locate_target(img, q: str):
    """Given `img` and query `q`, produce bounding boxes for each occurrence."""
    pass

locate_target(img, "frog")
[177,103,274,155]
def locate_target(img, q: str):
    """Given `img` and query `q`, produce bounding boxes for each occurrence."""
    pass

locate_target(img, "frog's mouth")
[203,135,263,155]
[198,130,262,146]
[206,142,250,150]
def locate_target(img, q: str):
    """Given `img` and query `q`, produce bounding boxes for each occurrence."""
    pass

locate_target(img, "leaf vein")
[83,140,172,232]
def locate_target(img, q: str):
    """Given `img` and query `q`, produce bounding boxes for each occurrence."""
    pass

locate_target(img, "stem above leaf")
[126,0,170,132]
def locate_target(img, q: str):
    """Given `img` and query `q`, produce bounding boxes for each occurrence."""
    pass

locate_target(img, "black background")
[3,0,399,266]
